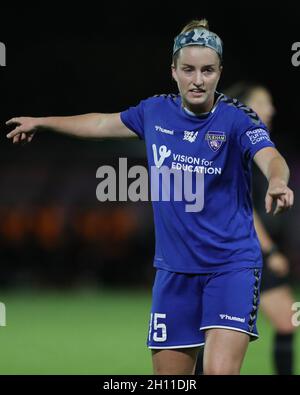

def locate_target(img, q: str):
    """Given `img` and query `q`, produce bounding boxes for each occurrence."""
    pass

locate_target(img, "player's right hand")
[6,117,38,144]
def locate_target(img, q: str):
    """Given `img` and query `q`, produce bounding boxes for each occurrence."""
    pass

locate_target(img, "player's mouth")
[189,89,205,97]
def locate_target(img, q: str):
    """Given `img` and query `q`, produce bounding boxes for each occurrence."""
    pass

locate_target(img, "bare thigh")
[260,285,296,333]
[203,328,250,375]
[151,347,200,375]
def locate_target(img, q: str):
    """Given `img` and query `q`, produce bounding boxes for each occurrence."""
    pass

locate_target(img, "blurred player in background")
[5,22,294,374]
[195,82,297,375]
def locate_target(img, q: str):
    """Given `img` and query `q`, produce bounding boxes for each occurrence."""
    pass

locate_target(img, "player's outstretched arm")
[254,147,294,215]
[5,113,136,144]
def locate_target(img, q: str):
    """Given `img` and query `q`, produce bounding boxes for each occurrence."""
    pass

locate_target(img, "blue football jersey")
[120,93,275,273]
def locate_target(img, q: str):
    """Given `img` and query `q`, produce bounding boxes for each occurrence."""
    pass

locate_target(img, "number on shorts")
[149,313,167,342]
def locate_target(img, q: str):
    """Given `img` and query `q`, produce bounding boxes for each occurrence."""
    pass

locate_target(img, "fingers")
[13,134,21,144]
[20,133,33,145]
[281,190,294,211]
[6,126,22,139]
[288,189,294,207]
[11,132,31,144]
[265,193,273,214]
[5,117,21,126]
[18,133,32,145]
[273,191,293,215]
[6,117,25,139]
[6,123,35,145]
[273,197,285,215]
[266,185,294,215]
[6,117,36,142]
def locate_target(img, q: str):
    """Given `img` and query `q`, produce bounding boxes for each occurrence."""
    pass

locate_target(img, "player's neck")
[183,92,220,117]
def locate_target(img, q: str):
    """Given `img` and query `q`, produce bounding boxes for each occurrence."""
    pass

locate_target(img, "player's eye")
[203,68,214,74]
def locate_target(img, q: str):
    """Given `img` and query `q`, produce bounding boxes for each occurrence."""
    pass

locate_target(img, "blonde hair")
[180,18,209,34]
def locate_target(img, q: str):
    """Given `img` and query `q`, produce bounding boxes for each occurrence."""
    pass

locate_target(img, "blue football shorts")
[147,268,261,349]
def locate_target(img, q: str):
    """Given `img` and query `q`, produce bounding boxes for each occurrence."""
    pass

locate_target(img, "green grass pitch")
[0,288,299,374]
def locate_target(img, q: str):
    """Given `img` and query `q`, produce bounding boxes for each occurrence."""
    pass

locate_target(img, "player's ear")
[171,64,177,82]
[217,64,223,84]
[218,58,223,74]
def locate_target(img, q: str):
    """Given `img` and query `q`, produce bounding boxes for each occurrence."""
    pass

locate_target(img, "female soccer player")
[5,19,294,375]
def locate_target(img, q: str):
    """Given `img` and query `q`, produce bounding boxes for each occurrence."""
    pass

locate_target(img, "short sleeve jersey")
[120,93,275,273]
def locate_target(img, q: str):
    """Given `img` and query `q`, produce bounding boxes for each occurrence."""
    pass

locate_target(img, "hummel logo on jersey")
[219,314,245,323]
[152,144,171,168]
[155,125,174,135]
[183,131,198,143]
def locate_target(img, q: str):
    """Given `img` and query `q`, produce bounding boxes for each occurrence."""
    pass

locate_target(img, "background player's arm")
[5,113,136,143]
[254,147,294,215]
[253,209,274,253]
[253,209,289,276]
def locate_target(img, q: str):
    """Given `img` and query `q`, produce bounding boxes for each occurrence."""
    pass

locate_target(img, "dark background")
[0,3,299,288]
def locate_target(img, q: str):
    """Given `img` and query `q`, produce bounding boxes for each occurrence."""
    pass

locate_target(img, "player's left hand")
[265,179,294,215]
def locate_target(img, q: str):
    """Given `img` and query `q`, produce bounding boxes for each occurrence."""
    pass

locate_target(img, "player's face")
[246,88,276,129]
[172,46,222,114]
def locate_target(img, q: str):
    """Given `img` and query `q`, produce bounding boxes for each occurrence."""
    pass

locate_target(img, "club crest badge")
[205,131,226,152]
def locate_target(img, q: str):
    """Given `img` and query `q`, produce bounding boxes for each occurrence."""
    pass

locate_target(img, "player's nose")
[193,71,204,86]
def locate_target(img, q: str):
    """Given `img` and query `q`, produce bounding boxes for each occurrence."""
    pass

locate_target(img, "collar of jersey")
[180,92,223,119]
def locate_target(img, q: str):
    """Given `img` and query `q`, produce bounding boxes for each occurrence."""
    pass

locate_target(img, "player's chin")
[185,94,206,104]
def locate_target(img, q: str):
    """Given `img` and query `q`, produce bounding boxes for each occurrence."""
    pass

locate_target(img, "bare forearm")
[6,112,134,143]
[36,113,104,139]
[266,156,290,184]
